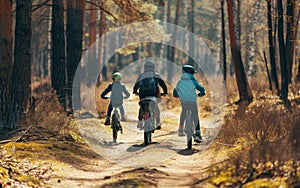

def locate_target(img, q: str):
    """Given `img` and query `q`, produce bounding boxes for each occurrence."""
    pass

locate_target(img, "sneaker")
[121,117,127,122]
[104,117,110,125]
[137,120,143,129]
[178,128,185,137]
[194,132,203,143]
[118,125,123,134]
[156,123,161,130]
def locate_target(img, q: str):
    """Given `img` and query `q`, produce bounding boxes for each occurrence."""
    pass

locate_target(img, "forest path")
[47,99,224,187]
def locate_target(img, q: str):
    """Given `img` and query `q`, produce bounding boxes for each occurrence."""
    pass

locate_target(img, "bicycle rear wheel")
[185,113,193,149]
[112,113,118,143]
[143,113,152,146]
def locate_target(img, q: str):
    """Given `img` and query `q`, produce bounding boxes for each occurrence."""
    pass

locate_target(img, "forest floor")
[0,94,228,188]
[0,83,299,187]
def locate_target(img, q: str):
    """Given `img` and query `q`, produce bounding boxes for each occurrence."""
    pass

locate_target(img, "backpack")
[139,75,157,96]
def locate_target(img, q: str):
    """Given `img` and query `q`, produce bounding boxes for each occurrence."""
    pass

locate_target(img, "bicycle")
[183,93,204,150]
[103,96,123,143]
[111,104,123,143]
[139,96,157,145]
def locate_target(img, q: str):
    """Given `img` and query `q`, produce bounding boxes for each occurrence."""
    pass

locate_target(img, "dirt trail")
[47,99,223,187]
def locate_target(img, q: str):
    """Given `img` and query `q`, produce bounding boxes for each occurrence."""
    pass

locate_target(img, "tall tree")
[167,0,181,82]
[226,0,253,103]
[87,0,97,86]
[10,0,33,127]
[0,0,13,129]
[277,0,289,103]
[51,0,66,109]
[99,3,107,81]
[246,0,261,76]
[66,0,86,113]
[220,0,227,83]
[285,0,297,83]
[187,0,195,60]
[267,0,280,93]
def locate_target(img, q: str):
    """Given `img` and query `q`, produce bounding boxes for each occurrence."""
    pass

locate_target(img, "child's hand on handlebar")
[197,92,205,97]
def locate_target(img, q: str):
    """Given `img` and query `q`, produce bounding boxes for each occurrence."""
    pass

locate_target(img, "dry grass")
[207,75,300,187]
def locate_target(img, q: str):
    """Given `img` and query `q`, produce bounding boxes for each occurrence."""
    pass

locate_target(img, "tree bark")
[0,0,13,129]
[267,0,280,93]
[285,0,295,83]
[51,0,66,109]
[10,0,33,127]
[277,0,289,103]
[246,0,261,76]
[87,0,97,86]
[167,0,181,82]
[221,0,227,83]
[66,0,86,113]
[226,0,253,103]
[99,4,107,81]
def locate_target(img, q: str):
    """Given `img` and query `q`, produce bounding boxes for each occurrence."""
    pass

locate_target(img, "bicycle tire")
[112,113,118,143]
[144,119,152,145]
[185,112,193,149]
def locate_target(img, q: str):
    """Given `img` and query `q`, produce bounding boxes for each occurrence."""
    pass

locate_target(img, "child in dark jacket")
[101,72,130,125]
[173,65,205,143]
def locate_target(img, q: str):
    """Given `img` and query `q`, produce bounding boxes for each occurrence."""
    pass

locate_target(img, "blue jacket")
[173,73,205,103]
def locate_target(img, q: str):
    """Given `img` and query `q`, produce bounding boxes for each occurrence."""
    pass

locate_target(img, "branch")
[0,140,13,144]
[14,125,34,143]
[32,0,51,13]
[86,0,118,21]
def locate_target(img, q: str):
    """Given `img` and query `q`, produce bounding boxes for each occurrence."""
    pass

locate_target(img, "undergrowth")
[207,91,300,187]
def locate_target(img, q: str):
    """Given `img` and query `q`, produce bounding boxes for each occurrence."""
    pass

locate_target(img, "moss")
[243,177,289,188]
[0,166,9,180]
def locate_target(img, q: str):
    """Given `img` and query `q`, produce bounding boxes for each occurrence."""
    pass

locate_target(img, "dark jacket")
[133,71,168,99]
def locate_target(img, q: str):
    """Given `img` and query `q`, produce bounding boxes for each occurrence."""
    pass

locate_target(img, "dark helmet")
[144,60,155,71]
[182,65,197,74]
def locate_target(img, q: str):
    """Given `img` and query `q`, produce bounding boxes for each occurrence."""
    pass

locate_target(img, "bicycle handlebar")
[102,96,129,99]
[197,92,205,97]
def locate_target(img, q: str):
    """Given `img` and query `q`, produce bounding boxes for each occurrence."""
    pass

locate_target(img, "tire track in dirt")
[47,99,223,187]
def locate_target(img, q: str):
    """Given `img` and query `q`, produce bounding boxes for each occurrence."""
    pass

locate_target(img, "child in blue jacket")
[173,65,205,143]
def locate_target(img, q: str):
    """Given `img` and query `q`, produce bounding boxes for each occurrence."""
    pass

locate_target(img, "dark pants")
[180,102,200,131]
[107,102,124,117]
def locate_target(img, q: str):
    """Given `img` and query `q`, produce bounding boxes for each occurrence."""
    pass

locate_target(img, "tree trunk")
[87,0,97,86]
[226,0,253,103]
[188,0,195,60]
[277,0,289,103]
[293,7,300,81]
[246,0,261,76]
[285,0,295,83]
[221,0,227,83]
[267,0,280,93]
[99,2,107,81]
[51,0,66,109]
[0,0,13,129]
[66,0,86,113]
[10,0,33,127]
[167,0,181,82]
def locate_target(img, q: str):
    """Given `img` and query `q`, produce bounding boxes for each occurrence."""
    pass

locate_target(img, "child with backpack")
[133,61,168,129]
[173,65,205,143]
[101,72,130,125]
